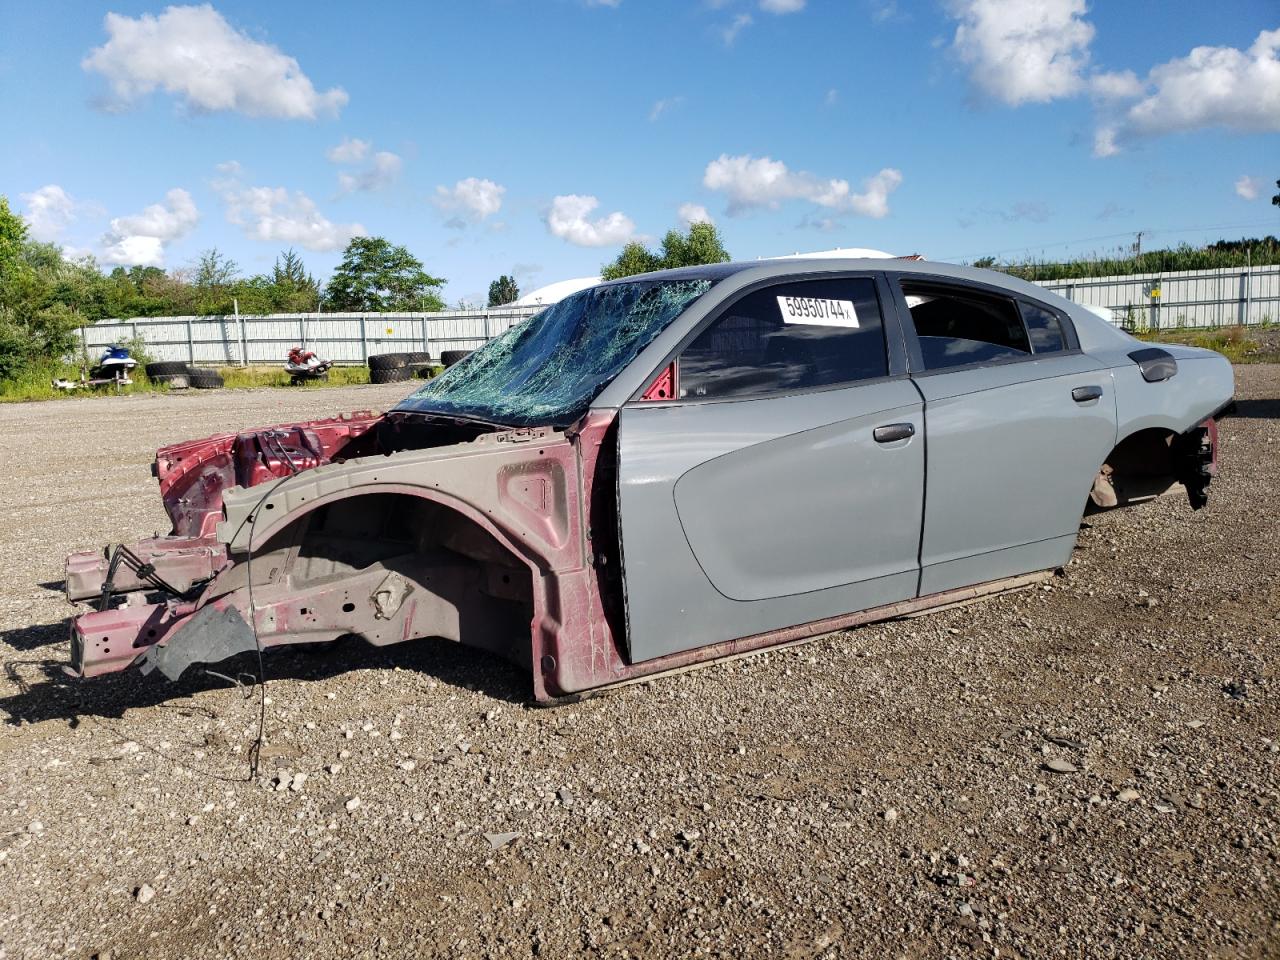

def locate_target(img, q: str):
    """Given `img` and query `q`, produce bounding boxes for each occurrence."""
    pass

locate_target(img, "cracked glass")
[397,278,714,426]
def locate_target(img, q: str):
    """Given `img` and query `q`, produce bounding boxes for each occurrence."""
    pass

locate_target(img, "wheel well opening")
[1088,428,1179,512]
[257,492,536,667]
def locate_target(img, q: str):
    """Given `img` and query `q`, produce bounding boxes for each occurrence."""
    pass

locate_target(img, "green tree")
[194,248,239,288]
[0,195,28,278]
[324,237,446,311]
[0,196,51,372]
[659,221,731,270]
[487,274,520,307]
[601,221,730,280]
[1272,179,1280,209]
[601,242,661,281]
[268,248,320,311]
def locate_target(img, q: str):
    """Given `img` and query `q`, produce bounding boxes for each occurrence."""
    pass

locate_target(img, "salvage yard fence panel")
[81,265,1280,365]
[1038,264,1280,331]
[80,308,540,366]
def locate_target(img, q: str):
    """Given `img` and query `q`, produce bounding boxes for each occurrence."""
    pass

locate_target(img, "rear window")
[1020,302,1067,353]
[900,282,1030,370]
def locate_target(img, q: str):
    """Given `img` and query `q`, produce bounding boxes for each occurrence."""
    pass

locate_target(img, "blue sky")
[1,0,1277,305]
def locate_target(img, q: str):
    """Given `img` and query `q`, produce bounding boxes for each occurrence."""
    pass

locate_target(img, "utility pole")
[1135,231,1143,258]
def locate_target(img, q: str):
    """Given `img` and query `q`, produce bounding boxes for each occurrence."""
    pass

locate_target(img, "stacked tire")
[368,351,435,383]
[188,368,225,389]
[440,350,472,368]
[143,362,224,390]
[143,361,227,390]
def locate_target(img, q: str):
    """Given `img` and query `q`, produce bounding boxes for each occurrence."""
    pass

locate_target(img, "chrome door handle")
[873,422,915,443]
[1072,385,1103,403]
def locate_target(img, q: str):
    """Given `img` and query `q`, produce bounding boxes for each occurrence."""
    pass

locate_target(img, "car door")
[889,275,1118,595]
[616,274,926,662]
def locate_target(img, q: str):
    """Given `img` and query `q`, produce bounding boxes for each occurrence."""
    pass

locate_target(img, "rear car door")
[616,274,925,662]
[890,275,1118,595]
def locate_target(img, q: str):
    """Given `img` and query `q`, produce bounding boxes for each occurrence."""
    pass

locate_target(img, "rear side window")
[677,277,887,400]
[1020,302,1067,353]
[900,282,1030,371]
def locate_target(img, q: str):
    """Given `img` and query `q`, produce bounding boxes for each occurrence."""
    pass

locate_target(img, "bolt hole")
[265,503,275,510]
[300,607,310,615]
[342,602,355,613]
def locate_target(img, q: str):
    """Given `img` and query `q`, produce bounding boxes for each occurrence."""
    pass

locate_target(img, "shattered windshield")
[396,278,714,426]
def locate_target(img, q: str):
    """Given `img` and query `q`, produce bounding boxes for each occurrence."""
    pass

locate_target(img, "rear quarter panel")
[1111,354,1235,440]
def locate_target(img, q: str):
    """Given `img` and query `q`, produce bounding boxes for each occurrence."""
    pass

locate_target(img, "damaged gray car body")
[63,258,1235,701]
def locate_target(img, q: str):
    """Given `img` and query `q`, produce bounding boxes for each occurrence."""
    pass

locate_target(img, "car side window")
[677,277,888,400]
[1020,301,1067,354]
[900,282,1031,371]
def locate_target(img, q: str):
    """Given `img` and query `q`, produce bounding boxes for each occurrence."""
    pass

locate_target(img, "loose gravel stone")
[0,371,1276,959]
[1043,758,1078,774]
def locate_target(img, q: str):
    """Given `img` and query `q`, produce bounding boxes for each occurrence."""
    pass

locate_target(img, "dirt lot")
[0,371,1276,959]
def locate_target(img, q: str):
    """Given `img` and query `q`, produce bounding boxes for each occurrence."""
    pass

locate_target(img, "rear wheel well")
[1088,427,1179,512]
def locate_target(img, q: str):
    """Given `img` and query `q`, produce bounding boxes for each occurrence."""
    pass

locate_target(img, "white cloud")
[948,0,1095,105]
[722,13,753,45]
[433,177,506,228]
[336,151,403,193]
[326,137,370,164]
[220,183,363,251]
[760,0,805,12]
[326,138,401,193]
[100,188,200,266]
[649,96,684,121]
[102,235,167,267]
[871,1,899,24]
[21,185,78,242]
[1089,70,1142,101]
[545,195,637,247]
[678,203,713,226]
[215,160,242,176]
[1092,126,1120,158]
[82,5,347,119]
[1107,28,1280,148]
[584,0,621,6]
[703,154,903,218]
[824,87,839,107]
[1235,175,1265,200]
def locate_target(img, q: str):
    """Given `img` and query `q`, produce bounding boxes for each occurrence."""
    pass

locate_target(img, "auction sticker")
[776,296,859,328]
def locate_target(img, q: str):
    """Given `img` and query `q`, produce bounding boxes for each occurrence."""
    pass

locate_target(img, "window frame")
[886,273,1081,377]
[625,271,910,406]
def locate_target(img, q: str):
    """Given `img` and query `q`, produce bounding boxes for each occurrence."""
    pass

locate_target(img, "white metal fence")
[80,308,540,366]
[1039,264,1279,330]
[80,264,1280,366]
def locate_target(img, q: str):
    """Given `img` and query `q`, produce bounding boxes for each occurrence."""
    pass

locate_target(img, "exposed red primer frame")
[638,363,676,402]
[155,411,383,537]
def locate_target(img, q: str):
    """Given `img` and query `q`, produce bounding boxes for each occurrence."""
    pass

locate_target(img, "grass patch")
[0,359,165,403]
[1136,325,1280,364]
[212,365,374,389]
[0,363,416,403]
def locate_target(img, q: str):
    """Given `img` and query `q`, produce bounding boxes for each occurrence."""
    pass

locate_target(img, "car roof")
[596,258,1109,321]
[595,257,1041,294]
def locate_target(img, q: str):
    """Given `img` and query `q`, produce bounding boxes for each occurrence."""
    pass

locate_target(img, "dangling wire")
[219,476,291,782]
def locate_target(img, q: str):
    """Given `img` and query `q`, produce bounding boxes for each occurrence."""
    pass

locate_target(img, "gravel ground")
[0,371,1276,960]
